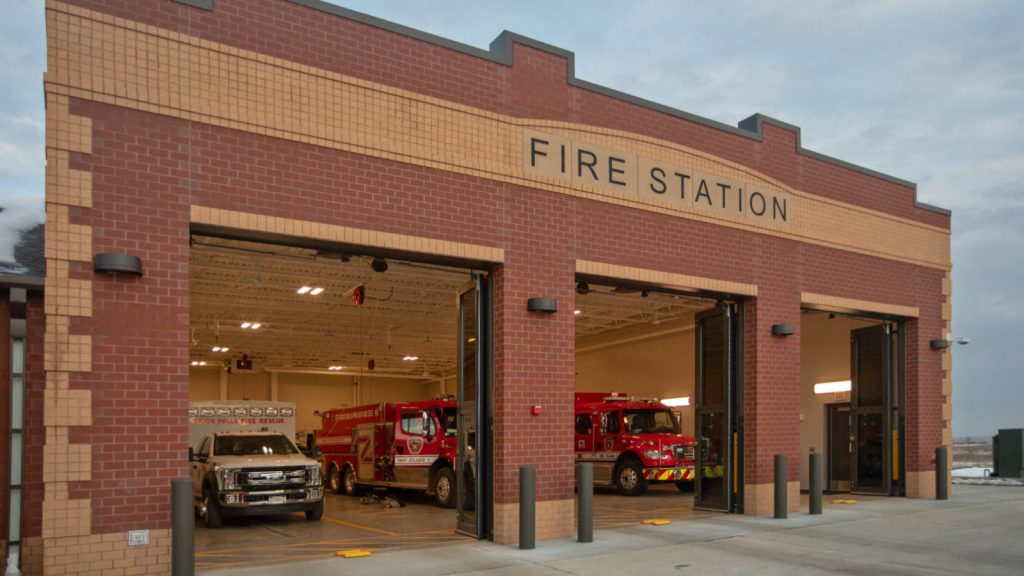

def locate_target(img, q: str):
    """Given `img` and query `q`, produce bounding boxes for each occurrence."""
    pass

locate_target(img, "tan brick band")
[40,530,171,576]
[801,292,920,318]
[744,482,800,516]
[492,499,576,545]
[191,206,505,264]
[577,260,757,297]
[46,1,950,271]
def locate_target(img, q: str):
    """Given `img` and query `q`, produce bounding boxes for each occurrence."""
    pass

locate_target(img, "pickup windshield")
[214,434,299,456]
[622,409,680,434]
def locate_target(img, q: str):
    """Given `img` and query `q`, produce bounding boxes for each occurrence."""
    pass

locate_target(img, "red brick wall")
[20,296,46,539]
[46,0,950,529]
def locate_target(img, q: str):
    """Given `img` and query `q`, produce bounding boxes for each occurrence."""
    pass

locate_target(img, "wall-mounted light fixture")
[771,323,795,336]
[930,339,950,350]
[814,380,852,394]
[527,297,557,313]
[93,253,143,276]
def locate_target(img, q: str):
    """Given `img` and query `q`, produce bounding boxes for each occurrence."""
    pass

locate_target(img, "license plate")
[269,496,286,505]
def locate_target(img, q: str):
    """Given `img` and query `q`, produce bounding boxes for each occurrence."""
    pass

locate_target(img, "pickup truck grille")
[238,467,307,489]
[671,444,695,460]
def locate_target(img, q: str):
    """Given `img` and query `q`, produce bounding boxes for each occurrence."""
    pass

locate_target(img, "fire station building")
[3,0,952,574]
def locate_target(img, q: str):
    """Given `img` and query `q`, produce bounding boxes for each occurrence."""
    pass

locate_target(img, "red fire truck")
[574,392,696,496]
[316,397,460,507]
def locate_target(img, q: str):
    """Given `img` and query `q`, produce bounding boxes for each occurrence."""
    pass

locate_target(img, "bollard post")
[519,465,536,549]
[171,478,195,576]
[809,452,822,515]
[774,454,788,519]
[936,446,949,500]
[577,462,593,543]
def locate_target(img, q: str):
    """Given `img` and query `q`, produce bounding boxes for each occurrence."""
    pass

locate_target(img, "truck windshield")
[622,410,680,434]
[214,434,299,456]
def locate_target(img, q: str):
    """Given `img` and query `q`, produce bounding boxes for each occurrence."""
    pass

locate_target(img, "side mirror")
[188,447,195,462]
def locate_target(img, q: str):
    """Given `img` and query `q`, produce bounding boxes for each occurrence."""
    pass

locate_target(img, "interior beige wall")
[575,315,697,435]
[798,313,876,488]
[189,368,221,401]
[189,368,436,435]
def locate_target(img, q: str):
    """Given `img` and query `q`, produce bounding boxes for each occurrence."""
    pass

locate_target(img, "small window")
[197,437,210,458]
[401,411,436,436]
[604,411,621,435]
[574,414,592,435]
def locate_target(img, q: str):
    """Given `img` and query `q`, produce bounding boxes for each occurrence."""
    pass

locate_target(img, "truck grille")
[672,444,695,460]
[238,467,307,489]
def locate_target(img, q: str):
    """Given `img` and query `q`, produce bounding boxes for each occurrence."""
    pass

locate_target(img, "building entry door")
[851,324,892,494]
[694,303,741,512]
[827,403,852,491]
[456,276,491,538]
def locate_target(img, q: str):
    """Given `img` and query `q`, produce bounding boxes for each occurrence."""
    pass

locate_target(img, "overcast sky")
[1,1,1021,437]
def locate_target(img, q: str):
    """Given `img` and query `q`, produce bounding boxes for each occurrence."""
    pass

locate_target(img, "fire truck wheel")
[675,480,694,493]
[203,486,222,529]
[328,466,343,495]
[435,467,456,508]
[342,466,361,497]
[305,498,324,521]
[615,459,648,496]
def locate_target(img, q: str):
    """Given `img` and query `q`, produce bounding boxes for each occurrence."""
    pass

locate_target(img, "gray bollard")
[936,446,949,500]
[171,478,194,576]
[809,452,822,515]
[774,454,788,519]
[519,465,536,549]
[577,463,593,543]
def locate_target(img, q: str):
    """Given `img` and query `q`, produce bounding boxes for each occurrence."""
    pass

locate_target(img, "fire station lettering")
[524,129,790,227]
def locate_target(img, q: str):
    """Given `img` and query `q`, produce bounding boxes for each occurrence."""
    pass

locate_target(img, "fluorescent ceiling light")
[328,365,344,371]
[240,322,251,329]
[310,287,324,296]
[251,323,262,329]
[574,309,582,315]
[297,286,312,294]
[191,361,199,366]
[661,396,690,407]
[403,356,419,361]
[814,380,852,394]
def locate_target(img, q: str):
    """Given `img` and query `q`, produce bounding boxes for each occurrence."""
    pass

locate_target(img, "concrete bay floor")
[198,485,1023,575]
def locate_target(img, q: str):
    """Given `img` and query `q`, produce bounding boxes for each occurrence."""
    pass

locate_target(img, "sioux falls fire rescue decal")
[523,128,791,228]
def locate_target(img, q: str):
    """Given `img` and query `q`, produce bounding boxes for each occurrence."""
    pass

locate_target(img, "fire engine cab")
[316,397,460,507]
[574,392,696,496]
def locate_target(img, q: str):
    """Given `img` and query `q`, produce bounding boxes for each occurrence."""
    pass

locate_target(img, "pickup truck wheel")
[675,480,694,493]
[342,466,361,497]
[328,466,343,495]
[434,467,456,508]
[615,460,648,496]
[203,487,222,528]
[305,498,324,521]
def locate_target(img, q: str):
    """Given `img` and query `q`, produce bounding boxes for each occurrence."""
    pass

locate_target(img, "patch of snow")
[952,467,1024,486]
[952,466,993,478]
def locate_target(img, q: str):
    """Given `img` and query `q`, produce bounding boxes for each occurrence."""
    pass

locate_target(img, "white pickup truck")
[188,402,324,528]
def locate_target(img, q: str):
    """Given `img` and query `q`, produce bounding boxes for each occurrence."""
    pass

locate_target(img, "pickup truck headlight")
[307,465,322,486]
[218,468,239,490]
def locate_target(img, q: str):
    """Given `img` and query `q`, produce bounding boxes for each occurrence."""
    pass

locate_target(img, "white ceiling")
[189,236,715,380]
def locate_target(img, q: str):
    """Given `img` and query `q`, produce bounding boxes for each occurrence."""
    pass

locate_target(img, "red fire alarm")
[531,405,542,416]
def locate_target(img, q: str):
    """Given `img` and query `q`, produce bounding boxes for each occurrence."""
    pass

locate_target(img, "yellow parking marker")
[336,549,372,558]
[642,519,671,525]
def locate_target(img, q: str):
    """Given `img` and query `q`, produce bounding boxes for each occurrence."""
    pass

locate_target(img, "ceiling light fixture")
[371,258,389,273]
[661,396,690,407]
[211,346,230,352]
[328,365,344,371]
[576,281,590,295]
[574,309,582,315]
[240,322,262,330]
[240,322,251,329]
[310,287,325,296]
[297,286,312,294]
[402,355,419,361]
